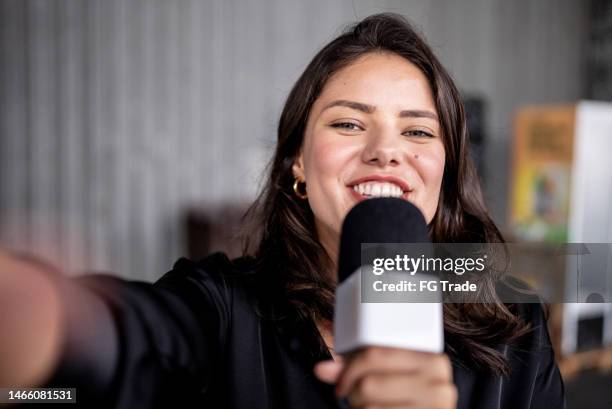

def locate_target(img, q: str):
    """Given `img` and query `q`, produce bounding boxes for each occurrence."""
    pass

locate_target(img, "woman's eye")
[404,129,434,138]
[331,122,363,131]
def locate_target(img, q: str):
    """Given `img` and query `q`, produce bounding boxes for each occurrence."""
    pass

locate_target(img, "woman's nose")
[361,131,403,167]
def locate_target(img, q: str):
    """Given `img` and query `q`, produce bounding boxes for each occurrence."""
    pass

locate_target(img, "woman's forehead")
[313,53,437,117]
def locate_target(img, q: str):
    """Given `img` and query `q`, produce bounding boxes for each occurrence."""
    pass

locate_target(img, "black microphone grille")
[338,198,429,283]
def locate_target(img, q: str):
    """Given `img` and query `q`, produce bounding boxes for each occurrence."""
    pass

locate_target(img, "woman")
[0,13,564,409]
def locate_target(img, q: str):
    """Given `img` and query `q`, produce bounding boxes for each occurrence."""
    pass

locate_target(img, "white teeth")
[381,184,391,197]
[352,181,406,198]
[372,184,382,196]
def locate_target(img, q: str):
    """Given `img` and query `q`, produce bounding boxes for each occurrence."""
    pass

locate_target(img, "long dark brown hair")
[242,13,527,375]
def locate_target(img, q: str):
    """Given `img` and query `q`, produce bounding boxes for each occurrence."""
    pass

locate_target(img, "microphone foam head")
[337,198,429,283]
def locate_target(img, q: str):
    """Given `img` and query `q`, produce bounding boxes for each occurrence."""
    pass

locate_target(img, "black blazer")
[48,252,566,409]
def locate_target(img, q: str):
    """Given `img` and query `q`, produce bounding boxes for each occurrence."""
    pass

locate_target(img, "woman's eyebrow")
[322,100,438,121]
[322,99,375,114]
[399,109,438,121]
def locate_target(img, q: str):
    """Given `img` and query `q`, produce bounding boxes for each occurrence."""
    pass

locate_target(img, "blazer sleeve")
[47,255,231,409]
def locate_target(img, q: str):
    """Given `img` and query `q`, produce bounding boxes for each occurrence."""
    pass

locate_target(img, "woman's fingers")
[347,372,458,408]
[336,347,452,397]
[331,347,457,408]
[314,359,344,384]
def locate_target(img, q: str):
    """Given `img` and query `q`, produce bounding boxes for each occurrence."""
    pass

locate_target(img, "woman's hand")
[314,347,457,409]
[0,250,64,387]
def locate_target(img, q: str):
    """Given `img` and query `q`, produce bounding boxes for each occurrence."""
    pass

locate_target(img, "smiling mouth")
[349,181,411,201]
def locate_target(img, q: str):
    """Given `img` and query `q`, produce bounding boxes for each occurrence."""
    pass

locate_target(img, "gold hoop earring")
[293,178,308,199]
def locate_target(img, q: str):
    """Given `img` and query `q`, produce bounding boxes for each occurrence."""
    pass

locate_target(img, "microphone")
[334,197,444,354]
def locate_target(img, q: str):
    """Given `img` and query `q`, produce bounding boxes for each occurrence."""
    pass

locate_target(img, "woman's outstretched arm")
[0,252,230,408]
[0,250,121,399]
[0,250,65,387]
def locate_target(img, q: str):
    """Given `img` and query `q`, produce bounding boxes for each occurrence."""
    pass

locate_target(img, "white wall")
[0,0,587,280]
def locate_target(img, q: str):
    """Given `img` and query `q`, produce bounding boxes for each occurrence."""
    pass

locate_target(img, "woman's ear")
[292,153,305,180]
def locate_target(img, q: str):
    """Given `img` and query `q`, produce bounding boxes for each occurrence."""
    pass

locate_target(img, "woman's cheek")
[419,142,445,181]
[304,136,340,189]
[415,149,445,222]
[308,137,354,180]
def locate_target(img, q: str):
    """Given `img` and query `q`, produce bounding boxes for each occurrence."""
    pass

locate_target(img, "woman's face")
[292,52,446,261]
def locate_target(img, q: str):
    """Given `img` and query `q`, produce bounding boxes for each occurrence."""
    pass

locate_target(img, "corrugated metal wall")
[0,0,587,280]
